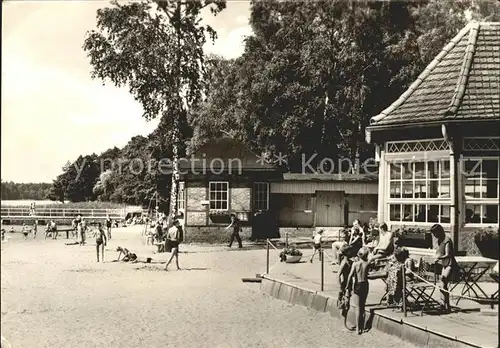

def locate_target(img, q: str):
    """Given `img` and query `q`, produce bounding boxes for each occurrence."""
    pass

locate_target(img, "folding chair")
[368,257,391,304]
[404,258,441,316]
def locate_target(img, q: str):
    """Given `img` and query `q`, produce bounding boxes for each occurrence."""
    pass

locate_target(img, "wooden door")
[315,191,344,226]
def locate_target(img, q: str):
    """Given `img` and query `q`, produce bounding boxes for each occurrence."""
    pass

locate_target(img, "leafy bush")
[393,226,428,238]
[474,227,500,241]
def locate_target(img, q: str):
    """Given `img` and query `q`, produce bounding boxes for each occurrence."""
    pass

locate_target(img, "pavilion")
[366,22,500,254]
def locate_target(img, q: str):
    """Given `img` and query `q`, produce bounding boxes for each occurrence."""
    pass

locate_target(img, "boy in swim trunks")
[348,246,370,335]
[95,222,107,262]
[310,229,324,263]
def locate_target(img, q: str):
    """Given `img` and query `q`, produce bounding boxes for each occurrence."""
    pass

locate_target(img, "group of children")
[307,220,461,334]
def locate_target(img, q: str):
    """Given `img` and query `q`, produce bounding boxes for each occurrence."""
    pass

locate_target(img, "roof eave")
[369,23,475,125]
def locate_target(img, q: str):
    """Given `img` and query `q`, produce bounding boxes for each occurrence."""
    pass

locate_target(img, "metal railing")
[0,207,133,220]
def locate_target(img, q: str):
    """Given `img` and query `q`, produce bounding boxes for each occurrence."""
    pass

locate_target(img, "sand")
[1,225,416,348]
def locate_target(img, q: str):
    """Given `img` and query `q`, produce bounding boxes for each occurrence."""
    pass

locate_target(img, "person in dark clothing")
[95,222,107,262]
[226,214,243,248]
[105,215,112,240]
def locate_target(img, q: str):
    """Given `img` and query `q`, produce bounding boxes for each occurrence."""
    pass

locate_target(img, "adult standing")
[226,214,243,249]
[164,219,183,271]
[105,215,112,240]
[80,219,87,245]
[430,224,457,313]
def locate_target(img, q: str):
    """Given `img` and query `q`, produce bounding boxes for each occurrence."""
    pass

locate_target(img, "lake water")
[1,200,62,206]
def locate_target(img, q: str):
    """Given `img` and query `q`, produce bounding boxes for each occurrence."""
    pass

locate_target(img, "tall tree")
[83,0,226,222]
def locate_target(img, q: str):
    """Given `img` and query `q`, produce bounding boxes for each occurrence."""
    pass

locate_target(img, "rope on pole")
[266,239,270,274]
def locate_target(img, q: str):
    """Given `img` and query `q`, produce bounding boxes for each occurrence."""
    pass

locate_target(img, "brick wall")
[186,187,206,211]
[186,211,206,226]
[231,187,251,211]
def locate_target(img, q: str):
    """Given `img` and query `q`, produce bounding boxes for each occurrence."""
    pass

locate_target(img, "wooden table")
[450,256,498,305]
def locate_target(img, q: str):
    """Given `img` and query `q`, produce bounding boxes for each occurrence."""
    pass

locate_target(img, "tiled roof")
[370,22,500,127]
[179,137,277,171]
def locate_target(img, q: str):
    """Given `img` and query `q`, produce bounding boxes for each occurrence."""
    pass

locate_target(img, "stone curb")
[259,276,482,348]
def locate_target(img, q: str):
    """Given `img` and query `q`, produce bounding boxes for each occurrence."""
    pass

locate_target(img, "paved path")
[265,250,499,348]
[0,226,418,348]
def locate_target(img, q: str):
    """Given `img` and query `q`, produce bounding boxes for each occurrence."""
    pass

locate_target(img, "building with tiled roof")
[366,22,499,255]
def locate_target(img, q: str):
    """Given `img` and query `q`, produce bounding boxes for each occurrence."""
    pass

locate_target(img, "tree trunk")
[167,116,180,227]
[166,0,183,229]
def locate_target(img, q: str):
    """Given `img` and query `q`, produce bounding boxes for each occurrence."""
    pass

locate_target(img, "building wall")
[186,181,208,226]
[275,194,314,227]
[315,191,344,226]
[185,181,254,227]
[346,194,378,225]
[271,181,377,195]
[231,184,251,214]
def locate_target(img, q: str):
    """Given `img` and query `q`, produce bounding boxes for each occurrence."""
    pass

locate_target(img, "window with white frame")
[253,182,269,211]
[388,159,451,224]
[209,182,229,210]
[177,182,185,212]
[463,158,499,225]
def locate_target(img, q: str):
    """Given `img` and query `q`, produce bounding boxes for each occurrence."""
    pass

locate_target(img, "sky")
[1,0,252,183]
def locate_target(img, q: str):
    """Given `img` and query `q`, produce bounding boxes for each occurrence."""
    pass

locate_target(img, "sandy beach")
[1,225,416,348]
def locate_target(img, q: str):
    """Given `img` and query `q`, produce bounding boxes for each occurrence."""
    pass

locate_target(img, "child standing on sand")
[22,223,30,240]
[348,246,370,335]
[95,222,107,262]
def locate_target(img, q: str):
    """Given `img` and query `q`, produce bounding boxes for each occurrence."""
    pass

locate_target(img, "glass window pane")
[210,202,216,210]
[464,159,481,179]
[390,204,401,222]
[390,182,401,198]
[465,205,481,223]
[402,182,413,198]
[428,180,439,198]
[440,205,450,223]
[415,204,426,222]
[439,180,450,198]
[402,163,413,180]
[465,179,481,198]
[414,162,426,179]
[428,205,439,223]
[222,201,228,210]
[415,180,427,198]
[484,205,499,224]
[402,204,413,222]
[428,161,439,179]
[390,163,401,180]
[441,160,450,179]
[485,179,498,199]
[482,160,499,179]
